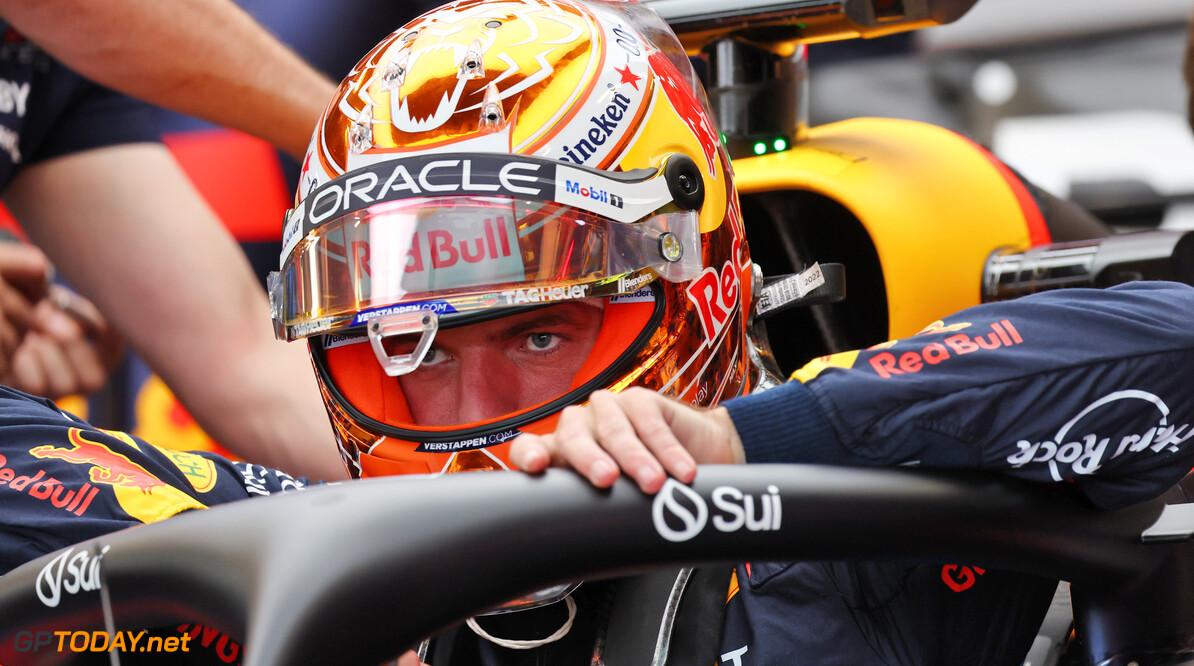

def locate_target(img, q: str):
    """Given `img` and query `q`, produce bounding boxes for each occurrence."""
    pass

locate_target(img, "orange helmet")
[270,0,764,479]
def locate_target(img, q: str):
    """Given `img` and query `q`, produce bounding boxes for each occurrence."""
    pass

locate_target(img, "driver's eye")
[381,334,418,356]
[379,335,446,367]
[527,333,559,351]
[421,347,448,366]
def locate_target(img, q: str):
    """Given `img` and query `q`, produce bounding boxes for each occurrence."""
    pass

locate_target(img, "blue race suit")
[717,281,1194,665]
[0,386,308,664]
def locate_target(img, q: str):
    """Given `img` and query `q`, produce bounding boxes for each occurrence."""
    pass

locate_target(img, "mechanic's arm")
[0,0,334,160]
[2,144,347,481]
[513,282,1194,509]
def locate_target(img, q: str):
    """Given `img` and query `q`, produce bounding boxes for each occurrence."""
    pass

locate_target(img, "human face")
[395,303,603,426]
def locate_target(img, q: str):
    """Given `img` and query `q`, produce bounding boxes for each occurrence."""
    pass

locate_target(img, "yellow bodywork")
[734,117,1042,339]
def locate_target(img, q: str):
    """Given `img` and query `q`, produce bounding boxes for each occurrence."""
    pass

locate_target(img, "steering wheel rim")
[0,464,1180,666]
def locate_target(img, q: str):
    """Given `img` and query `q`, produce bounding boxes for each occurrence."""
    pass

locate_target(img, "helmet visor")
[271,196,697,340]
[315,289,659,433]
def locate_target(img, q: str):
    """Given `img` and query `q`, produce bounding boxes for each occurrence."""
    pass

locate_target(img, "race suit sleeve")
[0,386,310,576]
[723,281,1194,509]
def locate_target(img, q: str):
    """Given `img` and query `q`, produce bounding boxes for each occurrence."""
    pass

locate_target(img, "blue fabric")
[0,386,307,576]
[725,379,844,465]
[0,22,160,193]
[730,281,1194,510]
[716,281,1194,666]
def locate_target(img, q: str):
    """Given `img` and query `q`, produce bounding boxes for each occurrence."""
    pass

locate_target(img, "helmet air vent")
[459,39,486,80]
[349,105,374,154]
[380,51,409,92]
[479,83,505,130]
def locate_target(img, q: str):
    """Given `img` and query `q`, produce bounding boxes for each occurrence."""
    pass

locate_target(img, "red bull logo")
[648,51,720,177]
[406,217,513,274]
[686,260,740,346]
[868,320,1023,379]
[0,453,100,516]
[29,428,208,524]
[32,429,167,494]
[336,216,521,294]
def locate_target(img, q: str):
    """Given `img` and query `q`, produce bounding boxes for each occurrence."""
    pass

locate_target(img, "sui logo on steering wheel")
[653,478,784,542]
[653,478,708,542]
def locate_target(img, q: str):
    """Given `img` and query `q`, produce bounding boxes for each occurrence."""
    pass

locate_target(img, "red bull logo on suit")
[29,429,208,524]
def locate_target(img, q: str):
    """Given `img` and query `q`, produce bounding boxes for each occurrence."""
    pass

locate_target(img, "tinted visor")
[270,196,698,340]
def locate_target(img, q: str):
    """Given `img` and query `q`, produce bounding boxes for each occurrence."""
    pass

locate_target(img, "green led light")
[773,137,788,152]
[720,133,727,144]
[753,142,767,155]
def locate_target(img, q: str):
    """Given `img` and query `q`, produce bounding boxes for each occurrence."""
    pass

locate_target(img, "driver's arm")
[731,280,1194,509]
[514,281,1194,510]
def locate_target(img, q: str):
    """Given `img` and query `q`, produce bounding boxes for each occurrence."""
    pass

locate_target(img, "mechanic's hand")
[0,241,52,377]
[509,387,745,494]
[3,284,125,398]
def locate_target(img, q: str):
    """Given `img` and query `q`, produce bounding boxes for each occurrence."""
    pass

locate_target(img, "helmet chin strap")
[465,594,578,650]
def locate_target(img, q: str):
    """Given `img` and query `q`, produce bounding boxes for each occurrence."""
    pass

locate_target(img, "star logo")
[615,64,641,91]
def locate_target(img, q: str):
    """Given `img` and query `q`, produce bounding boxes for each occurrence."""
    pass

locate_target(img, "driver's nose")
[454,354,520,423]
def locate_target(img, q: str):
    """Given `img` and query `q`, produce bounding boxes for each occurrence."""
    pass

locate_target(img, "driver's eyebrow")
[494,306,599,340]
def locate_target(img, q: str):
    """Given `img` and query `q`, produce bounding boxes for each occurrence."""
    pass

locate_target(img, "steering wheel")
[2,465,1193,665]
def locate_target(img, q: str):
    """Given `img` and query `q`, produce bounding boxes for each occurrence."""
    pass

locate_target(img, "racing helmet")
[270,0,761,479]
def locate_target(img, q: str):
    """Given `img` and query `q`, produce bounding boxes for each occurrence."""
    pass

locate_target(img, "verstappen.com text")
[12,630,191,654]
